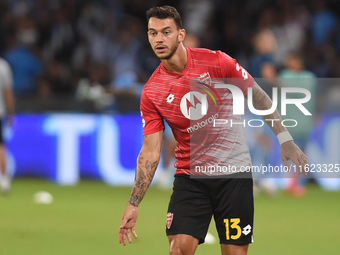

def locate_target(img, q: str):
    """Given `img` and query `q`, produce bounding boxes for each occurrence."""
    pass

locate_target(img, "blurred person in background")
[0,57,15,194]
[3,15,42,97]
[108,16,144,113]
[247,28,279,196]
[269,0,309,68]
[249,29,277,89]
[310,0,337,47]
[279,52,317,196]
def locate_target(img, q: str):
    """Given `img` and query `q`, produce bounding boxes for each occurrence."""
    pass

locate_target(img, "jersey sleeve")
[140,88,165,136]
[218,51,254,95]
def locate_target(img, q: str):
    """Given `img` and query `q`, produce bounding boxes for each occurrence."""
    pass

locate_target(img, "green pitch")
[0,178,339,255]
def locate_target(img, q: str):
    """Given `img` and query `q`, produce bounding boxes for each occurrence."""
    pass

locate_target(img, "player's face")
[148,17,185,60]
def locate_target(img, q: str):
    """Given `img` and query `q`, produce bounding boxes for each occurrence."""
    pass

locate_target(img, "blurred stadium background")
[0,0,340,254]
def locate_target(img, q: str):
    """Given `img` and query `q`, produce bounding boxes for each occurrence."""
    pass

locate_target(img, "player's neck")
[161,44,187,74]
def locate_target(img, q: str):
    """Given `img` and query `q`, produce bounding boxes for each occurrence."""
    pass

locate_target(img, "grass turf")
[0,178,339,254]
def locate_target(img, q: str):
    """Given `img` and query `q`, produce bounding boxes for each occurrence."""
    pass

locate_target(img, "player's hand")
[281,141,308,176]
[118,203,138,245]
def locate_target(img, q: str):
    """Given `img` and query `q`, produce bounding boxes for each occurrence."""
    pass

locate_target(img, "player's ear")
[178,29,186,43]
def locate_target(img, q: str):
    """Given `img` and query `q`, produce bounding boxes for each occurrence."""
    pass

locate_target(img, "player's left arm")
[250,81,308,175]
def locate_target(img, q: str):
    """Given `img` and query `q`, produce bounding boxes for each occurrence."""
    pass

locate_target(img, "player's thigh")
[213,177,254,245]
[166,175,213,244]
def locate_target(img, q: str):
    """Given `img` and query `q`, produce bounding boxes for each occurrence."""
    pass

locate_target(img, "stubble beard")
[157,42,179,60]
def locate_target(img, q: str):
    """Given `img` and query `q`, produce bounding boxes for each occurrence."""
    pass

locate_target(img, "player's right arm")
[118,130,163,246]
[129,131,163,207]
[251,81,308,175]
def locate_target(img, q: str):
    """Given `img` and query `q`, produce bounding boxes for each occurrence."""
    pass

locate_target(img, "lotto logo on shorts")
[242,224,252,236]
[167,212,173,229]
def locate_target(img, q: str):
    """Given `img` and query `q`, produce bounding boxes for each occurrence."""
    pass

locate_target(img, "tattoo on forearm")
[129,155,158,207]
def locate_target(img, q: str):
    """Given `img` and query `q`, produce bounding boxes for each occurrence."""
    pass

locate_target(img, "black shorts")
[166,173,254,245]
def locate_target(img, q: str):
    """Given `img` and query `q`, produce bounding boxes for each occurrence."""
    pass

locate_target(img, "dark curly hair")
[146,5,183,29]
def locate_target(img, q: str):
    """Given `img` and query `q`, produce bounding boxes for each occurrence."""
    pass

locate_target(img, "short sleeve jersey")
[141,48,254,175]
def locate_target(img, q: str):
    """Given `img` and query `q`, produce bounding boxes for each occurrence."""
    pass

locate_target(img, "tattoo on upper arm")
[252,82,284,134]
[253,84,267,107]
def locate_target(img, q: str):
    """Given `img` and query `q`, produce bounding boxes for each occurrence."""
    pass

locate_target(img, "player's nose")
[155,33,164,43]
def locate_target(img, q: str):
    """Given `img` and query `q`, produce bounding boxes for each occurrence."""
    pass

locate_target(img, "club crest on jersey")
[198,72,211,86]
[166,212,173,229]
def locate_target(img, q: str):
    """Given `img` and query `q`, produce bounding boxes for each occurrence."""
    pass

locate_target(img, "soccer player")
[119,6,307,255]
[0,57,15,194]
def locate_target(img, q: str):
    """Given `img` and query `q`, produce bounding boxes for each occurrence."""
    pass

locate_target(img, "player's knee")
[169,235,197,255]
[169,244,189,255]
[169,239,181,255]
[169,246,184,255]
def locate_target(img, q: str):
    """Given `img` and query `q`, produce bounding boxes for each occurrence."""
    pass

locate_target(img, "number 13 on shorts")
[224,218,241,240]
